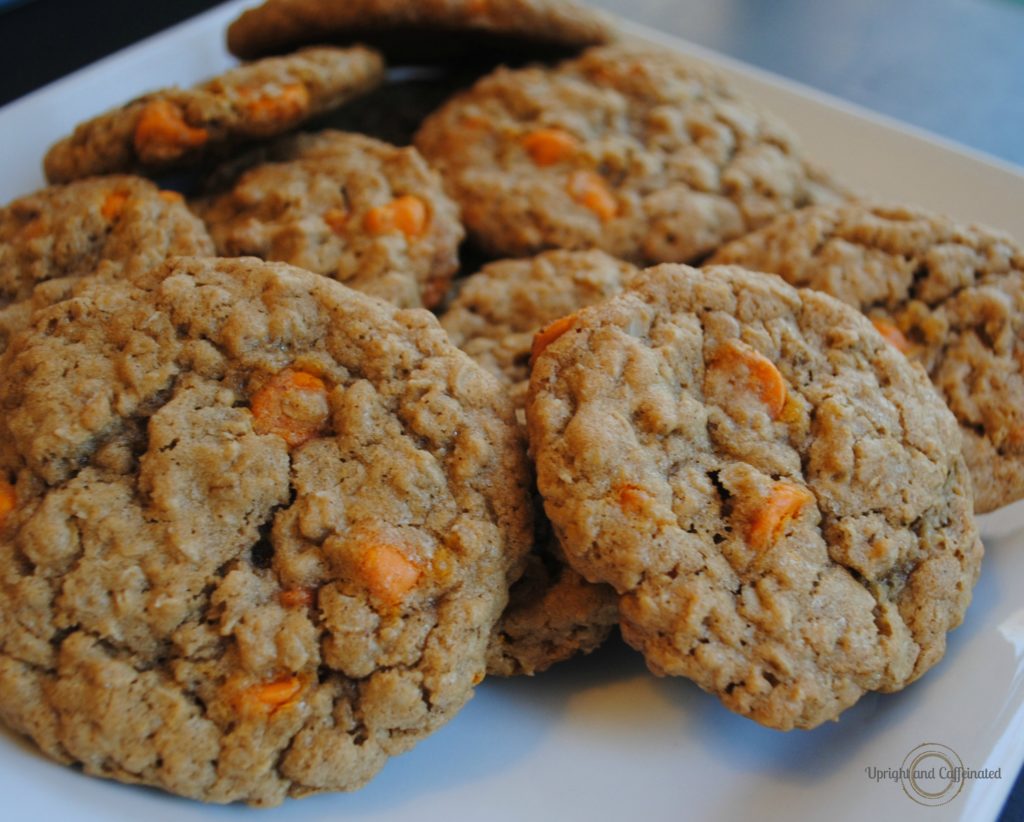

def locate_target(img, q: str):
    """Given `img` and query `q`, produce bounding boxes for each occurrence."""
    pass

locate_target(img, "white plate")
[2,3,1024,821]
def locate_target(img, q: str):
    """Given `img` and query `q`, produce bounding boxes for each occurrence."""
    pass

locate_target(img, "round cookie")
[227,0,615,65]
[195,130,463,309]
[0,257,532,804]
[415,43,848,263]
[527,263,983,730]
[710,202,1024,513]
[443,250,633,675]
[0,175,213,352]
[43,46,385,184]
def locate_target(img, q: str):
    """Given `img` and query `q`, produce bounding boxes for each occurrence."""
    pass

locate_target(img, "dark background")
[0,0,1021,819]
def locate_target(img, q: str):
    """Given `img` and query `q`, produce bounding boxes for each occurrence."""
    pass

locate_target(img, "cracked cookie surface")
[0,175,213,353]
[711,202,1024,513]
[0,256,532,804]
[443,250,631,675]
[195,130,463,309]
[44,46,385,183]
[415,43,847,263]
[227,0,615,65]
[526,263,982,729]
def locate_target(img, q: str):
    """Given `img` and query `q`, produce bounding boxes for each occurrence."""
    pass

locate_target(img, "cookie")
[415,43,848,263]
[43,46,385,184]
[526,263,983,729]
[0,256,532,804]
[226,0,615,65]
[711,202,1024,513]
[0,175,213,352]
[194,130,463,309]
[442,250,632,675]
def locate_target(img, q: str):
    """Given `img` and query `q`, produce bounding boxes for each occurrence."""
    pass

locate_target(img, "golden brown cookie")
[0,256,532,804]
[227,0,615,65]
[195,130,463,309]
[0,175,213,352]
[415,43,848,263]
[43,46,385,183]
[711,202,1024,513]
[527,263,982,729]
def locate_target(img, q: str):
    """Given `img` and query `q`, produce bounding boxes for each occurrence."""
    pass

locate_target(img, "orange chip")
[871,318,912,354]
[323,207,349,235]
[279,587,315,608]
[239,82,310,124]
[617,483,650,515]
[747,482,814,553]
[365,195,428,238]
[358,542,421,607]
[0,479,16,527]
[236,675,303,716]
[531,314,577,364]
[22,217,46,240]
[707,342,787,420]
[100,189,130,221]
[159,190,184,205]
[567,170,618,221]
[251,369,330,448]
[521,128,580,166]
[133,99,209,162]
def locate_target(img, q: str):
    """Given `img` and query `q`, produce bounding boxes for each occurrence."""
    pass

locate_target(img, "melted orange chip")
[708,343,787,420]
[22,217,46,240]
[531,314,577,364]
[240,83,310,124]
[0,480,16,527]
[568,170,618,221]
[100,190,130,221]
[358,543,421,607]
[134,100,209,162]
[617,483,650,515]
[364,195,428,238]
[522,128,580,166]
[159,190,184,204]
[279,587,315,608]
[871,318,912,354]
[747,482,814,553]
[237,675,303,716]
[323,208,349,235]
[251,369,330,448]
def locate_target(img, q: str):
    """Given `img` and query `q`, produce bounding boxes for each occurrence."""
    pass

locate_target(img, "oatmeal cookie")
[443,251,632,674]
[227,0,615,65]
[711,202,1024,513]
[415,43,847,263]
[0,175,212,352]
[0,256,532,804]
[527,263,983,729]
[43,46,385,184]
[195,130,463,308]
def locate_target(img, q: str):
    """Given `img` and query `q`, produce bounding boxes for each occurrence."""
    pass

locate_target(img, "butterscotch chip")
[443,250,633,675]
[195,130,463,309]
[415,43,848,262]
[527,263,982,729]
[0,175,213,353]
[711,202,1024,513]
[226,0,615,65]
[0,257,532,804]
[43,46,385,183]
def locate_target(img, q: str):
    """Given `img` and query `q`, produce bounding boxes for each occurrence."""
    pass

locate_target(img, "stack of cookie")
[0,0,1016,807]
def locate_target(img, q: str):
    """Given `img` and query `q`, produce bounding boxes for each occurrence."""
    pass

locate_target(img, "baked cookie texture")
[0,175,213,352]
[227,0,615,64]
[443,250,631,675]
[415,43,847,263]
[43,46,385,183]
[0,257,533,804]
[195,130,464,309]
[711,202,1024,513]
[526,263,983,730]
